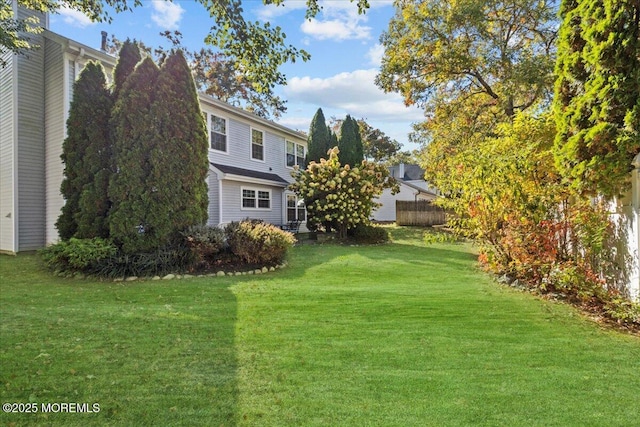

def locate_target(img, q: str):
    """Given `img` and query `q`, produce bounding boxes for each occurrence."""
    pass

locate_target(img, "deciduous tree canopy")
[376,0,558,119]
[4,0,369,101]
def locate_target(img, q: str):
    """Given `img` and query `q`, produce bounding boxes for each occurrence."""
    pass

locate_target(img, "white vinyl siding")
[220,181,282,224]
[44,40,65,245]
[0,46,15,252]
[16,29,46,250]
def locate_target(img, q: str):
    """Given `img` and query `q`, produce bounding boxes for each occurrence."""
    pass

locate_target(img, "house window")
[210,114,227,152]
[287,194,306,222]
[286,141,306,168]
[242,187,271,210]
[251,129,264,161]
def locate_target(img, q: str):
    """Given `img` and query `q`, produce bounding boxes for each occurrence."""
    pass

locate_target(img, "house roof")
[43,29,307,143]
[389,164,426,181]
[199,95,307,142]
[399,179,438,196]
[210,163,290,187]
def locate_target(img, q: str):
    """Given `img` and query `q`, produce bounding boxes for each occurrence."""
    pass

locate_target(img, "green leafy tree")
[3,0,368,95]
[108,31,287,119]
[57,62,113,240]
[376,0,557,119]
[553,0,640,197]
[147,49,209,245]
[290,147,398,239]
[357,119,402,162]
[108,57,161,254]
[306,108,332,163]
[337,115,364,167]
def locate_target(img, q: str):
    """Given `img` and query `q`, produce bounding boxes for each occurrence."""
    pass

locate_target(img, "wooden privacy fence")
[396,200,446,226]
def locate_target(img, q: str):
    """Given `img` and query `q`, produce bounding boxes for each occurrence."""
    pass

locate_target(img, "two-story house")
[0,5,307,254]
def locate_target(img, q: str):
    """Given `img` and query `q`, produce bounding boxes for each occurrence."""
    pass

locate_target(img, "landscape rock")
[162,274,175,280]
[216,271,225,277]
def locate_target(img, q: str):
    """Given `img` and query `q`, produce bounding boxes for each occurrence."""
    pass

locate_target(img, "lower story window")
[242,187,271,210]
[287,194,306,221]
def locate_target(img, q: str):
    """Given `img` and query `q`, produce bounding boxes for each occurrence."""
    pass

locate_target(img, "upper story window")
[251,129,264,161]
[286,141,305,168]
[210,114,227,152]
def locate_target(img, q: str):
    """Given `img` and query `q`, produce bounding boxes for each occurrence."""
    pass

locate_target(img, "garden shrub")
[347,224,389,244]
[182,224,226,269]
[423,229,460,245]
[225,220,296,265]
[93,245,193,278]
[40,238,117,274]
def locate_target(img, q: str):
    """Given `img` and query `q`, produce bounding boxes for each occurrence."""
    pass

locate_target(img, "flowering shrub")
[290,147,398,238]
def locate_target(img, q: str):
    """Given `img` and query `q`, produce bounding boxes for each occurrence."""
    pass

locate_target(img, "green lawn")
[1,227,639,426]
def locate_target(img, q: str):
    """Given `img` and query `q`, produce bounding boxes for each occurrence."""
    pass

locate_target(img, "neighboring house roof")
[389,164,425,181]
[210,163,290,187]
[399,179,438,197]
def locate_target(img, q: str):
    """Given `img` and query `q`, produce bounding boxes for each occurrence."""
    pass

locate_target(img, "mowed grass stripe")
[1,226,639,426]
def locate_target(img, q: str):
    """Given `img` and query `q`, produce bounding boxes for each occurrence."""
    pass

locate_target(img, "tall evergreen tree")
[112,39,141,98]
[147,49,209,244]
[56,61,113,240]
[337,115,364,167]
[306,108,331,163]
[109,57,161,254]
[554,0,640,197]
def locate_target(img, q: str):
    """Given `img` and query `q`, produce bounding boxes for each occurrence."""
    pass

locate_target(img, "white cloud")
[255,1,308,21]
[277,116,312,133]
[284,69,423,123]
[150,0,185,30]
[367,43,385,67]
[57,5,95,28]
[301,18,371,41]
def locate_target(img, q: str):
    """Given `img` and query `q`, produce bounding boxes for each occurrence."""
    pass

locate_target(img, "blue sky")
[49,0,424,150]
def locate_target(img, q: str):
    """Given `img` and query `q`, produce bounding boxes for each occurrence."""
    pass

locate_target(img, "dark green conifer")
[56,61,113,240]
[337,115,364,167]
[148,49,209,244]
[306,108,332,163]
[553,0,640,197]
[109,57,161,253]
[112,39,141,98]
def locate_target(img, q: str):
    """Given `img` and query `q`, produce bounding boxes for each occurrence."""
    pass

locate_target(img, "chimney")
[100,31,108,52]
[398,163,405,180]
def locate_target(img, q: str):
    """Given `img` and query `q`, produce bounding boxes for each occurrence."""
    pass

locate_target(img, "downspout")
[632,153,640,301]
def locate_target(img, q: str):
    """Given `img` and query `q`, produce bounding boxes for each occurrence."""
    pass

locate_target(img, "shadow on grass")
[0,254,240,426]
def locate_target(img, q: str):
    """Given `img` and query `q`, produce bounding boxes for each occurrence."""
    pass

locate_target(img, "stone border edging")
[112,262,288,282]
